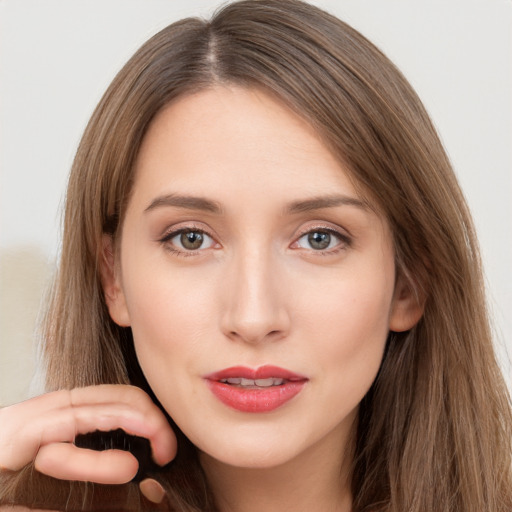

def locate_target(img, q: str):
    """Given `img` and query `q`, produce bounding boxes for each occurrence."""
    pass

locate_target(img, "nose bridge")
[221,241,289,344]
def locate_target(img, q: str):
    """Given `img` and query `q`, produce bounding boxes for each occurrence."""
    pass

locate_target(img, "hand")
[0,385,176,485]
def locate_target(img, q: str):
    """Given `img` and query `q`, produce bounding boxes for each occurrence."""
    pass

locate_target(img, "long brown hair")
[3,1,511,510]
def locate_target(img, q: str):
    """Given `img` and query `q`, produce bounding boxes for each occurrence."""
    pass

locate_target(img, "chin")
[199,442,302,469]
[185,420,319,470]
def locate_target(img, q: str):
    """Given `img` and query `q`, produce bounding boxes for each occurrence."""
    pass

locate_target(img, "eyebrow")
[285,194,369,214]
[144,194,223,214]
[144,193,368,215]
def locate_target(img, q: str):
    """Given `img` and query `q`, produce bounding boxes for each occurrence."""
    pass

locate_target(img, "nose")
[220,246,291,345]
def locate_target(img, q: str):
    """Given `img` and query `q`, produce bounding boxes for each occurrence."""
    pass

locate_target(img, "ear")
[389,275,424,332]
[100,234,131,327]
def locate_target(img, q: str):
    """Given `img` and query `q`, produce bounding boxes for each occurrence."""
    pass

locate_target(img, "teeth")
[220,377,285,387]
[254,378,274,387]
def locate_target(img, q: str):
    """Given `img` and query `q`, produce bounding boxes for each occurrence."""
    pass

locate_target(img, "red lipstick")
[204,365,307,413]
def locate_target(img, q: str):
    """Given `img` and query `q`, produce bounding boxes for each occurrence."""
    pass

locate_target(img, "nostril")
[227,328,284,344]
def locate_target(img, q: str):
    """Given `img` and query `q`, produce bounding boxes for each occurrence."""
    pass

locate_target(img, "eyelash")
[159,224,216,257]
[293,226,352,255]
[158,224,351,257]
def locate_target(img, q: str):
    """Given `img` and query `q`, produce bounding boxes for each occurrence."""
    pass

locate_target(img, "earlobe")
[389,276,425,332]
[100,234,131,327]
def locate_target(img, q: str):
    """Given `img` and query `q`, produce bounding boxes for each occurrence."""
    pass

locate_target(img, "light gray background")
[1,0,511,405]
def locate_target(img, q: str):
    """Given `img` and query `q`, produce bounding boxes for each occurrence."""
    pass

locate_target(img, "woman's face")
[105,86,419,469]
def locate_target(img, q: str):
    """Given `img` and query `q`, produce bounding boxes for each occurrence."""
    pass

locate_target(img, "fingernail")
[139,478,166,504]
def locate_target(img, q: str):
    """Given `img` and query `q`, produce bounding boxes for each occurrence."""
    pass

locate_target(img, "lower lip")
[206,380,306,413]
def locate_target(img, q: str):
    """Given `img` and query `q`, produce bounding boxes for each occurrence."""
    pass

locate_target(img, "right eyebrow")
[144,194,223,214]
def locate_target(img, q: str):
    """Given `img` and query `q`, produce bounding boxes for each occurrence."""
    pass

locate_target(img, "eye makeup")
[156,221,352,259]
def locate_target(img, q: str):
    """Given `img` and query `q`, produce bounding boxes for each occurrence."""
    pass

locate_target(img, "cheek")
[121,234,395,423]
[299,268,393,396]
[121,258,220,379]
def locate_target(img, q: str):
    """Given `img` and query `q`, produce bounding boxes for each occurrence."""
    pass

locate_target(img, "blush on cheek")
[319,288,391,371]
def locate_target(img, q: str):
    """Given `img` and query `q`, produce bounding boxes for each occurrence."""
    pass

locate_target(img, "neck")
[199,421,355,512]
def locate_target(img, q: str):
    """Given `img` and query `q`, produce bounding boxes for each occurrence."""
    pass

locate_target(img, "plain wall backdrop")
[0,0,511,405]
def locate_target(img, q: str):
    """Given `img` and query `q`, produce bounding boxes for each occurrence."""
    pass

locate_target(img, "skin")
[0,385,175,504]
[0,386,175,479]
[0,85,422,512]
[102,86,422,511]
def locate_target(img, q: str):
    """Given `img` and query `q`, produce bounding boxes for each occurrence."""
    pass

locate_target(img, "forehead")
[131,86,363,207]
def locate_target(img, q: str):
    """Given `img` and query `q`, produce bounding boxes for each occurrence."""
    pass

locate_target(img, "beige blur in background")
[0,248,51,403]
[1,0,511,406]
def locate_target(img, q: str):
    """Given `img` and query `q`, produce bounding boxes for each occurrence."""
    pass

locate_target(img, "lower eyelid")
[165,246,204,257]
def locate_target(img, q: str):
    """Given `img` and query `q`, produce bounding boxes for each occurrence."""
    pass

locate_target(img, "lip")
[204,365,308,413]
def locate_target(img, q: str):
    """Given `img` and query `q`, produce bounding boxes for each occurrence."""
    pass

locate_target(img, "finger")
[29,401,175,466]
[34,443,139,484]
[139,478,166,504]
[70,403,176,465]
[4,386,150,416]
[0,386,177,471]
[70,386,177,465]
[8,385,169,436]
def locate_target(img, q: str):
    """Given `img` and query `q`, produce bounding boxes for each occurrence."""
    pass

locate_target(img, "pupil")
[181,231,203,250]
[308,231,330,250]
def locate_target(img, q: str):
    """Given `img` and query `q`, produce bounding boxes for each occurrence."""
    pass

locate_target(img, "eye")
[295,228,349,252]
[163,229,216,252]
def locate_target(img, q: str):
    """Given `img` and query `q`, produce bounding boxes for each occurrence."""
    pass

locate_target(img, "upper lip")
[204,365,308,382]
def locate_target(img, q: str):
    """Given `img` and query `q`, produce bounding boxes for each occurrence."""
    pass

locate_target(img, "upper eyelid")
[159,227,217,255]
[296,225,342,236]
[294,223,351,241]
[159,222,215,241]
[157,221,351,246]
[291,223,353,254]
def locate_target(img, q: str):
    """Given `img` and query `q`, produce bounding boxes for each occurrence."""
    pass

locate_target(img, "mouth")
[204,365,308,413]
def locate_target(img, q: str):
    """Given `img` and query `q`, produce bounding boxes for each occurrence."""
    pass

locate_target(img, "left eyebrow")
[285,194,369,214]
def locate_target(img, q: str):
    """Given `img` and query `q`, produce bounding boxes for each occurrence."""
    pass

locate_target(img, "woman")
[1,0,511,510]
